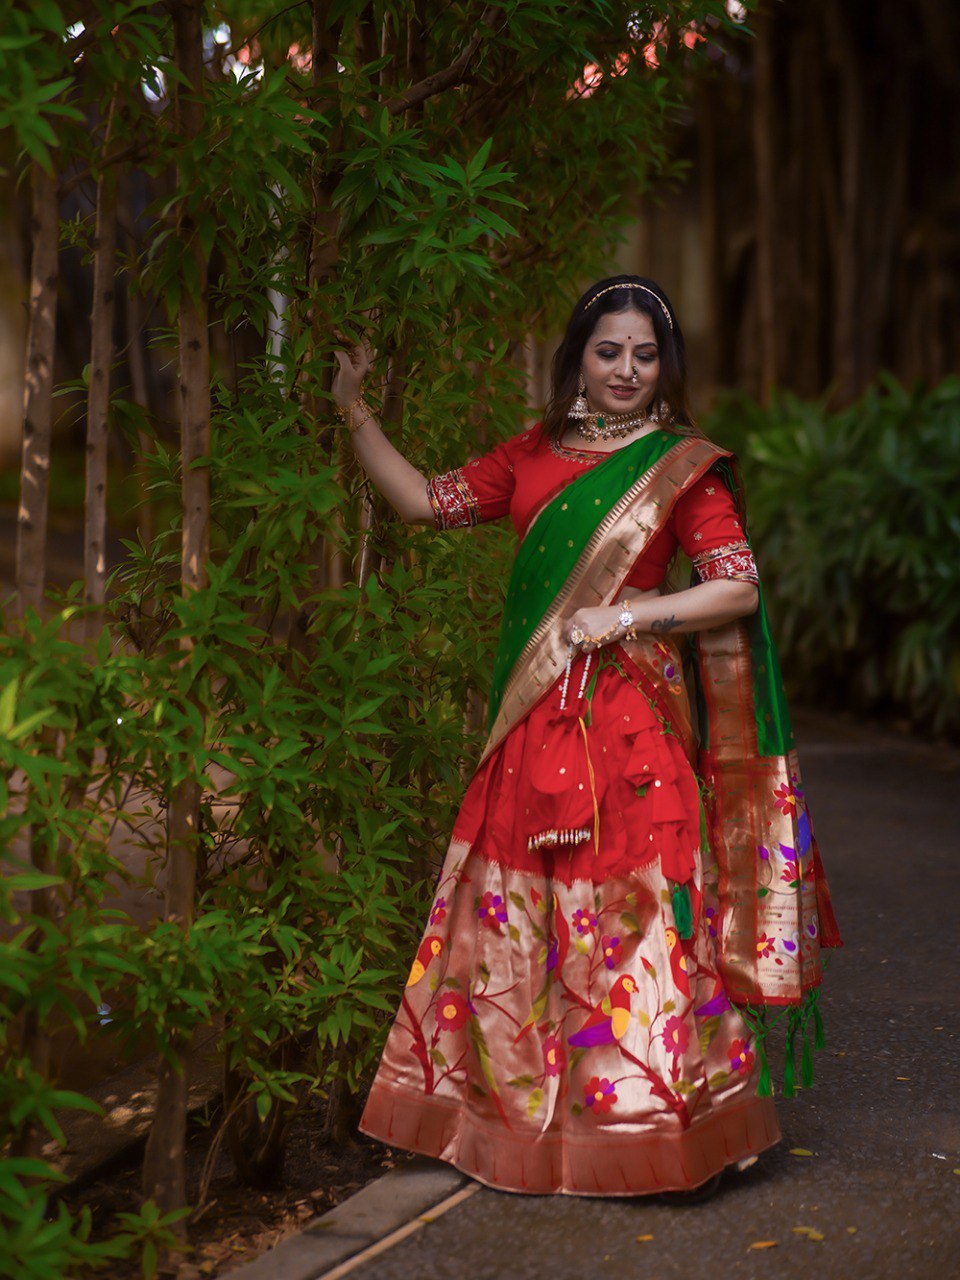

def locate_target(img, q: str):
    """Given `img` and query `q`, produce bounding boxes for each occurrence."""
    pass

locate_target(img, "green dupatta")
[487,429,678,731]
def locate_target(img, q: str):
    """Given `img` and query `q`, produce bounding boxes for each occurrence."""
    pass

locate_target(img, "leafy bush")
[705,375,960,737]
[1,0,751,1271]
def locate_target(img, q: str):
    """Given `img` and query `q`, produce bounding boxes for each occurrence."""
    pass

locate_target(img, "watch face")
[619,610,632,627]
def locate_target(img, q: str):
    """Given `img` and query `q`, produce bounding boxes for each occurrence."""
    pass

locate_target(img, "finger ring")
[570,625,585,646]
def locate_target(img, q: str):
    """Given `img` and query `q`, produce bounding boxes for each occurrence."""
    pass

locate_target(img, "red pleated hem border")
[358,1079,781,1197]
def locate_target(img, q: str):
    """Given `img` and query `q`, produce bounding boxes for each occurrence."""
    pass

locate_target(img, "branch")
[384,5,497,116]
[63,1,108,64]
[224,0,309,60]
[59,140,149,199]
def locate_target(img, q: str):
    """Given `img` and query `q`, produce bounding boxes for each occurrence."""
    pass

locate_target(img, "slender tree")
[84,92,119,639]
[141,0,210,1224]
[15,161,58,618]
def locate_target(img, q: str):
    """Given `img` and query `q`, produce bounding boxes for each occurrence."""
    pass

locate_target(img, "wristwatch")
[618,600,635,636]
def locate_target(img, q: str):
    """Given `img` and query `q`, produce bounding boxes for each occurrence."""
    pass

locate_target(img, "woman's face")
[580,308,660,418]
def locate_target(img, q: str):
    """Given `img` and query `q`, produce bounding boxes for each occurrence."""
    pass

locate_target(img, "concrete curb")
[219,1157,470,1280]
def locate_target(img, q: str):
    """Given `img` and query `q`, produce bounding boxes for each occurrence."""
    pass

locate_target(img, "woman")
[333,275,842,1199]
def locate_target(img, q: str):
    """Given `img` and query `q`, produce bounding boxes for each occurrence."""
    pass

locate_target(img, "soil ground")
[63,1094,417,1278]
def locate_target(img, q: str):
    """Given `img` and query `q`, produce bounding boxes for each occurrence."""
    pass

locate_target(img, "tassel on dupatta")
[733,960,832,1097]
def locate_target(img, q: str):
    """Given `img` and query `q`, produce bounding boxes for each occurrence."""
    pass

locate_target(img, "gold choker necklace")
[573,407,655,443]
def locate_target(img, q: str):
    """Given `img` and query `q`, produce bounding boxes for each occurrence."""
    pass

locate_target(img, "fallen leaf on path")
[793,1226,825,1241]
[896,1076,910,1081]
[789,1147,814,1156]
[847,1227,857,1234]
[953,1170,960,1177]
[636,1234,654,1242]
[748,1241,779,1250]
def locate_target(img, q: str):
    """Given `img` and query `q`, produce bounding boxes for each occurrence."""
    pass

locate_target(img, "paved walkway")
[218,709,960,1278]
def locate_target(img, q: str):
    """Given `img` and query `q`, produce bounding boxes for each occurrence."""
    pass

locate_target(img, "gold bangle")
[334,393,372,432]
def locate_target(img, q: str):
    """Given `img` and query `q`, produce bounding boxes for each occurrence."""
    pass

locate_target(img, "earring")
[569,374,589,420]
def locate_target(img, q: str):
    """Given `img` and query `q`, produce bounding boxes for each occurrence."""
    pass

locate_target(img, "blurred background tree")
[1,2,765,1274]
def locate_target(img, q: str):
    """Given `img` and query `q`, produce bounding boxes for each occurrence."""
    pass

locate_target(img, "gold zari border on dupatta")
[696,622,828,1004]
[479,436,726,766]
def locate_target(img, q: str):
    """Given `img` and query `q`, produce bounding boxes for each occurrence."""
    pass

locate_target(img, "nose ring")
[631,369,639,383]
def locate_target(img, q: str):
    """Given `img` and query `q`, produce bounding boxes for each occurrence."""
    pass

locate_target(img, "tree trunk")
[793,17,823,397]
[751,2,777,402]
[9,159,60,1163]
[697,78,722,391]
[15,161,58,617]
[823,3,864,402]
[84,96,119,641]
[142,0,210,1227]
[119,173,156,551]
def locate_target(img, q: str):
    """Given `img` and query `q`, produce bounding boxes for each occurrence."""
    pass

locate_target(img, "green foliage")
[1,0,754,1270]
[705,374,960,736]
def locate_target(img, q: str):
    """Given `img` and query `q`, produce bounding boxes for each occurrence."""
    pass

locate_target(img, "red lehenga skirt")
[358,647,781,1195]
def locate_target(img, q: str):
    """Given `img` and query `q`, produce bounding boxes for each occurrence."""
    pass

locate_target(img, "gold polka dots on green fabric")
[486,430,678,732]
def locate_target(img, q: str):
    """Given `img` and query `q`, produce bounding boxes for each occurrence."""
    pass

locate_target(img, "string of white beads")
[577,652,592,701]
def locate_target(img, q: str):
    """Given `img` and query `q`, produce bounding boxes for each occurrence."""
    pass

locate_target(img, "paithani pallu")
[358,429,841,1196]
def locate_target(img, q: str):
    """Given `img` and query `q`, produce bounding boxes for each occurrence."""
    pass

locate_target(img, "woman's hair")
[540,274,697,443]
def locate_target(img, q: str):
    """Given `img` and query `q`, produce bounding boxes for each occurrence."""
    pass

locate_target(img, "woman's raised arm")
[332,346,434,526]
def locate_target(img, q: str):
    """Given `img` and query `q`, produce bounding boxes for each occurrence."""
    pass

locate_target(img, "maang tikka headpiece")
[584,283,674,330]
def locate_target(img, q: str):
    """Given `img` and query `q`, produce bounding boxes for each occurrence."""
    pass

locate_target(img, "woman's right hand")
[332,340,374,409]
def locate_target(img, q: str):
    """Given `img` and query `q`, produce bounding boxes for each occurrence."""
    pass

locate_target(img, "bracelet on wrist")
[570,604,632,655]
[334,391,373,433]
[618,598,636,640]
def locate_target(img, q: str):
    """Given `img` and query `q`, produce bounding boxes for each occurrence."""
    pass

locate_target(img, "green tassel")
[800,1026,814,1089]
[810,987,826,1050]
[782,1007,800,1098]
[736,986,830,1101]
[738,1003,773,1098]
[671,882,693,940]
[754,1011,773,1097]
[757,1052,772,1097]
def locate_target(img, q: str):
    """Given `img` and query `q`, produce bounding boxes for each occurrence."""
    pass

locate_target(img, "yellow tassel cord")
[577,714,601,856]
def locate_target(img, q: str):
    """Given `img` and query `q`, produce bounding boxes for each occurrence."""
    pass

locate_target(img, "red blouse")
[425,425,758,587]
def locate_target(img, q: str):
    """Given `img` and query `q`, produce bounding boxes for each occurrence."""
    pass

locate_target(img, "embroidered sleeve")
[425,434,518,531]
[671,467,757,583]
[426,468,483,530]
[691,540,759,584]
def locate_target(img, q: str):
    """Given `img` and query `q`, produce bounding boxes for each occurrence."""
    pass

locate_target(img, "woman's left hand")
[564,607,616,652]
[565,590,661,652]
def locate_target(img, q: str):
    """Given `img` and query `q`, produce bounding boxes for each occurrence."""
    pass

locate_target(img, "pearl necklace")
[574,408,654,443]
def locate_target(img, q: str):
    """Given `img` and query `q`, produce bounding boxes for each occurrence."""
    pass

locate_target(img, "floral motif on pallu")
[692,540,759,584]
[696,747,824,998]
[426,467,482,530]
[359,839,780,1196]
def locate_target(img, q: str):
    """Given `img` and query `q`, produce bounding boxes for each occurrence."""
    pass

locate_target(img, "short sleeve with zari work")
[425,434,518,531]
[670,468,759,584]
